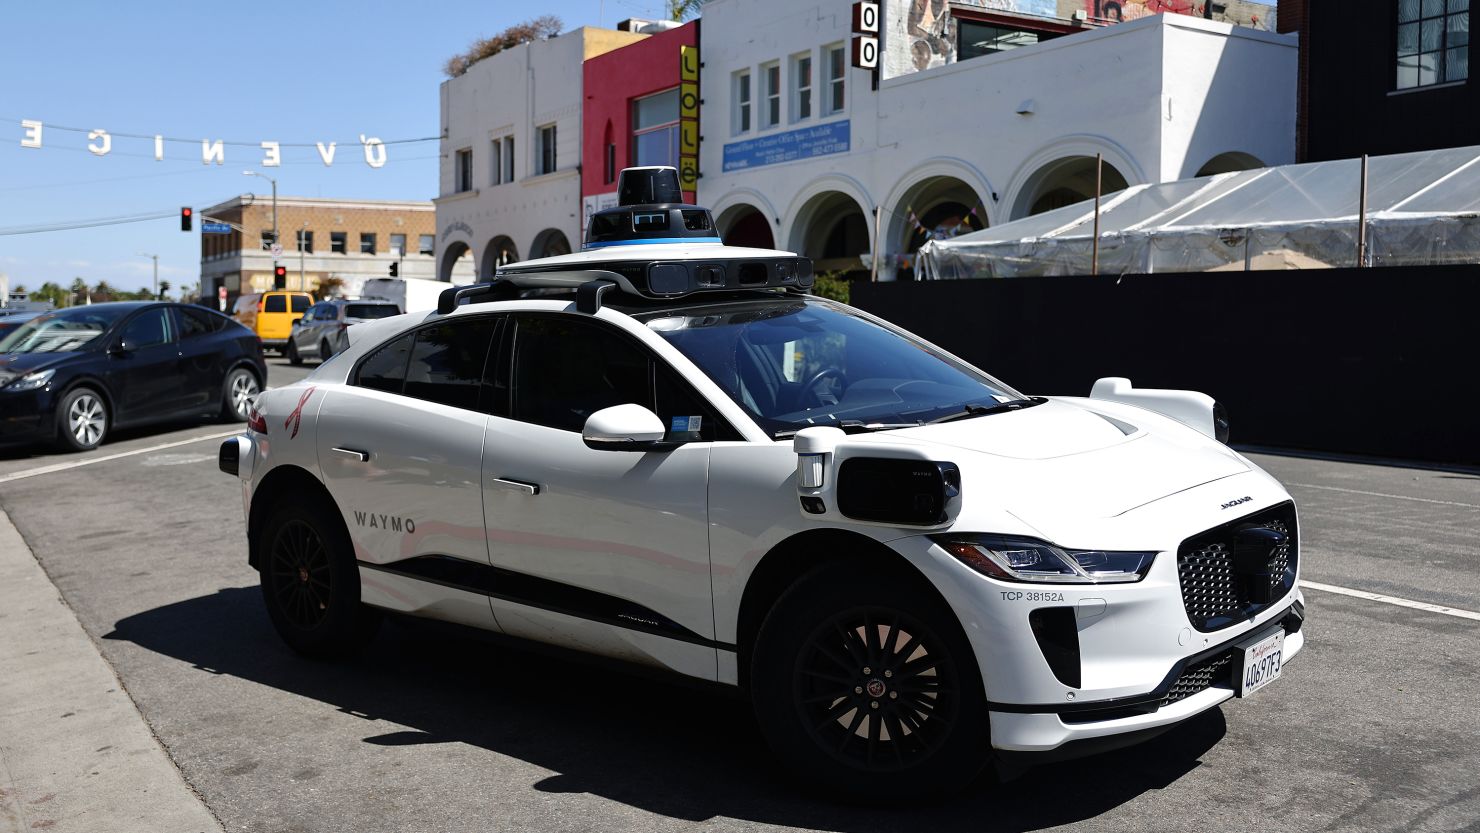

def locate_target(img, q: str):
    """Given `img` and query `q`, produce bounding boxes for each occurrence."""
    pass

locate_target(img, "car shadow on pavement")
[0,417,235,462]
[105,586,1226,832]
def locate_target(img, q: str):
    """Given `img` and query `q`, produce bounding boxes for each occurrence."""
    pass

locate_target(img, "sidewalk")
[0,508,223,833]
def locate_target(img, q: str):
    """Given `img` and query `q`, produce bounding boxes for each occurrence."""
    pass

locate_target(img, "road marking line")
[1287,482,1480,510]
[0,429,241,485]
[1300,580,1480,622]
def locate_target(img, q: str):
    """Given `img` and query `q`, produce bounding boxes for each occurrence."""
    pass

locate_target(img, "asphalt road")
[3,358,1478,832]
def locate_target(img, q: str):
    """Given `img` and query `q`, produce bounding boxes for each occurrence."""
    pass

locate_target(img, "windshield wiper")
[928,397,1044,425]
[773,419,921,440]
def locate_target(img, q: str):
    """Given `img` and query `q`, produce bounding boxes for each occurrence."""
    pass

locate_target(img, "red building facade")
[581,21,700,232]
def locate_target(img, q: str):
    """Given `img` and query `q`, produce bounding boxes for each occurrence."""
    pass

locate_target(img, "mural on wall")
[1059,0,1276,30]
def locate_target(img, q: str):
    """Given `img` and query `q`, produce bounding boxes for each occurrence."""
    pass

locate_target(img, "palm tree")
[668,0,704,20]
[69,277,89,306]
[91,281,117,303]
[30,282,66,307]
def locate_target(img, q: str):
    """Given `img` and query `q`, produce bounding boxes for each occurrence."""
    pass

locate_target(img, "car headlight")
[2,369,55,392]
[934,535,1156,584]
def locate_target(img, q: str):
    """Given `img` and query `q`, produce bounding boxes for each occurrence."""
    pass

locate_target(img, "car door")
[290,304,317,354]
[315,314,502,631]
[479,312,723,680]
[106,306,185,423]
[172,306,222,412]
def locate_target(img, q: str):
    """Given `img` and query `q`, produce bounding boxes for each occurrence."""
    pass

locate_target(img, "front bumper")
[989,599,1304,753]
[0,387,57,445]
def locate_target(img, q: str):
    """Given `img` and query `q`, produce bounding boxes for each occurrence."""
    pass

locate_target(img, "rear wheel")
[257,496,379,657]
[220,367,260,422]
[286,340,303,366]
[751,563,990,800]
[55,387,108,452]
[319,339,334,363]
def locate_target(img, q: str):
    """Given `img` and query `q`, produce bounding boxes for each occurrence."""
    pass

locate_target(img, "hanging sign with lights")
[13,118,436,168]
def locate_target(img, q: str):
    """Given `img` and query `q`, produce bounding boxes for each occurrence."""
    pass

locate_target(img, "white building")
[698,1,1297,279]
[435,27,646,281]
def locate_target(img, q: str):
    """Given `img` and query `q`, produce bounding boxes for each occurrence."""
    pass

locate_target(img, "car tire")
[55,387,109,452]
[286,340,303,366]
[220,367,260,422]
[750,562,991,801]
[257,495,380,658]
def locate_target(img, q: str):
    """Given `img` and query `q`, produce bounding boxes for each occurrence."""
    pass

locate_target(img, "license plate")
[1237,629,1285,697]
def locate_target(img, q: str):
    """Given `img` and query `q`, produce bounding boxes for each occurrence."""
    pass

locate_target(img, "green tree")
[158,280,172,300]
[91,281,117,303]
[11,284,26,295]
[69,277,88,306]
[29,282,66,307]
[668,0,704,20]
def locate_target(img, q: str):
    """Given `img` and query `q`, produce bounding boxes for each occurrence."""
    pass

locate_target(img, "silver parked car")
[286,299,401,366]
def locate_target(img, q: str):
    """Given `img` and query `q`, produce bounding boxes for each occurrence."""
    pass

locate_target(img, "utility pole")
[243,170,279,287]
[299,221,309,291]
[137,252,159,298]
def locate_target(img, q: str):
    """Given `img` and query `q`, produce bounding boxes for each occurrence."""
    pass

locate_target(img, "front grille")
[1178,502,1298,632]
[1162,651,1235,707]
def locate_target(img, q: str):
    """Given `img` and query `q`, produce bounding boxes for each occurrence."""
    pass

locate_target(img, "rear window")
[290,295,311,312]
[345,303,400,320]
[263,295,287,313]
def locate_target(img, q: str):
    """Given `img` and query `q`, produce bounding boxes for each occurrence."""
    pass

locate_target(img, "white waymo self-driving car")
[221,167,1304,798]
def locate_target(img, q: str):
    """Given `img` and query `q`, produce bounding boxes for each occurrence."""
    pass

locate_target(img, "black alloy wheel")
[794,607,960,772]
[258,498,379,657]
[751,563,990,800]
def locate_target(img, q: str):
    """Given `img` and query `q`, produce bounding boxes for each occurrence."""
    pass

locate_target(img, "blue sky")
[0,0,675,295]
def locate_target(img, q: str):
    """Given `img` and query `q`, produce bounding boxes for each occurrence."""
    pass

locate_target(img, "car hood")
[0,351,76,379]
[856,398,1250,534]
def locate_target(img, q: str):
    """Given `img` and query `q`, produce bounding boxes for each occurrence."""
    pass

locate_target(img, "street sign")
[201,222,231,234]
[270,244,283,258]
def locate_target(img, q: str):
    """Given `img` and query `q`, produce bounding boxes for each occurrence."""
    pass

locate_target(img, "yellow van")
[232,291,314,353]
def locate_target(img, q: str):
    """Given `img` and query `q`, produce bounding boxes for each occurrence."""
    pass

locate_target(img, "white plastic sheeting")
[918,146,1480,278]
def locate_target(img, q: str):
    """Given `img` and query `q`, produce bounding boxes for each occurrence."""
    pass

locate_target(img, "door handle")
[490,477,540,496]
[331,446,371,462]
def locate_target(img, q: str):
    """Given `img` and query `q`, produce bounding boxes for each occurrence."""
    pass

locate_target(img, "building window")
[260,230,276,250]
[419,234,435,255]
[1397,0,1469,89]
[537,124,557,175]
[331,232,347,254]
[957,20,1062,61]
[296,229,313,253]
[360,233,377,254]
[490,139,502,185]
[390,233,406,255]
[733,69,752,134]
[502,136,515,182]
[761,61,781,129]
[455,147,472,192]
[632,88,680,169]
[824,44,846,115]
[791,52,813,122]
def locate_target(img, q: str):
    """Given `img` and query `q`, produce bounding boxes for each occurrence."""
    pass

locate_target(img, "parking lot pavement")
[0,422,1476,831]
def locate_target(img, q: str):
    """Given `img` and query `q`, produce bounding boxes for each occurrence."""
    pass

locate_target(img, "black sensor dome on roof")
[618,166,684,206]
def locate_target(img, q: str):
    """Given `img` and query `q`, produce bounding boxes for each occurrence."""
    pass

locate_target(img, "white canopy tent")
[917,145,1480,279]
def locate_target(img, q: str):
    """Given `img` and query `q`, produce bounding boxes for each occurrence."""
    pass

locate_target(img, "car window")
[120,308,173,349]
[354,331,415,394]
[291,295,311,313]
[263,295,287,313]
[345,303,399,321]
[403,318,499,411]
[655,364,741,442]
[177,307,218,338]
[508,315,652,433]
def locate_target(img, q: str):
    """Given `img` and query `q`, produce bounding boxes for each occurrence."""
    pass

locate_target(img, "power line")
[0,210,176,236]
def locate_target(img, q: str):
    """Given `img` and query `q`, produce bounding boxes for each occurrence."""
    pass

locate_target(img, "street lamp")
[242,170,278,288]
[136,252,158,299]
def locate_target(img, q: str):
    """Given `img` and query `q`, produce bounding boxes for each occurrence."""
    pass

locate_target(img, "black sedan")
[0,302,267,451]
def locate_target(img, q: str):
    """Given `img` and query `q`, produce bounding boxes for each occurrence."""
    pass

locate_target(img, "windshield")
[0,306,130,354]
[643,299,1029,437]
[345,303,400,320]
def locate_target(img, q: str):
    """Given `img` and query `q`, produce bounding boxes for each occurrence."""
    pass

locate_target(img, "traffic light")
[180,207,193,232]
[388,261,399,277]
[273,265,286,289]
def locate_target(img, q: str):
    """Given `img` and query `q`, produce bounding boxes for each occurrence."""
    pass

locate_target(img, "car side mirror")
[108,340,129,356]
[582,404,675,452]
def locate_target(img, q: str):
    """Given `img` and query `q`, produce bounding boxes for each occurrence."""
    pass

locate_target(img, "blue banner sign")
[201,222,232,234]
[722,120,850,172]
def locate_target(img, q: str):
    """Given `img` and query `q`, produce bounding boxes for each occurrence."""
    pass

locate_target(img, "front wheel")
[257,497,379,657]
[750,563,990,800]
[55,387,109,452]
